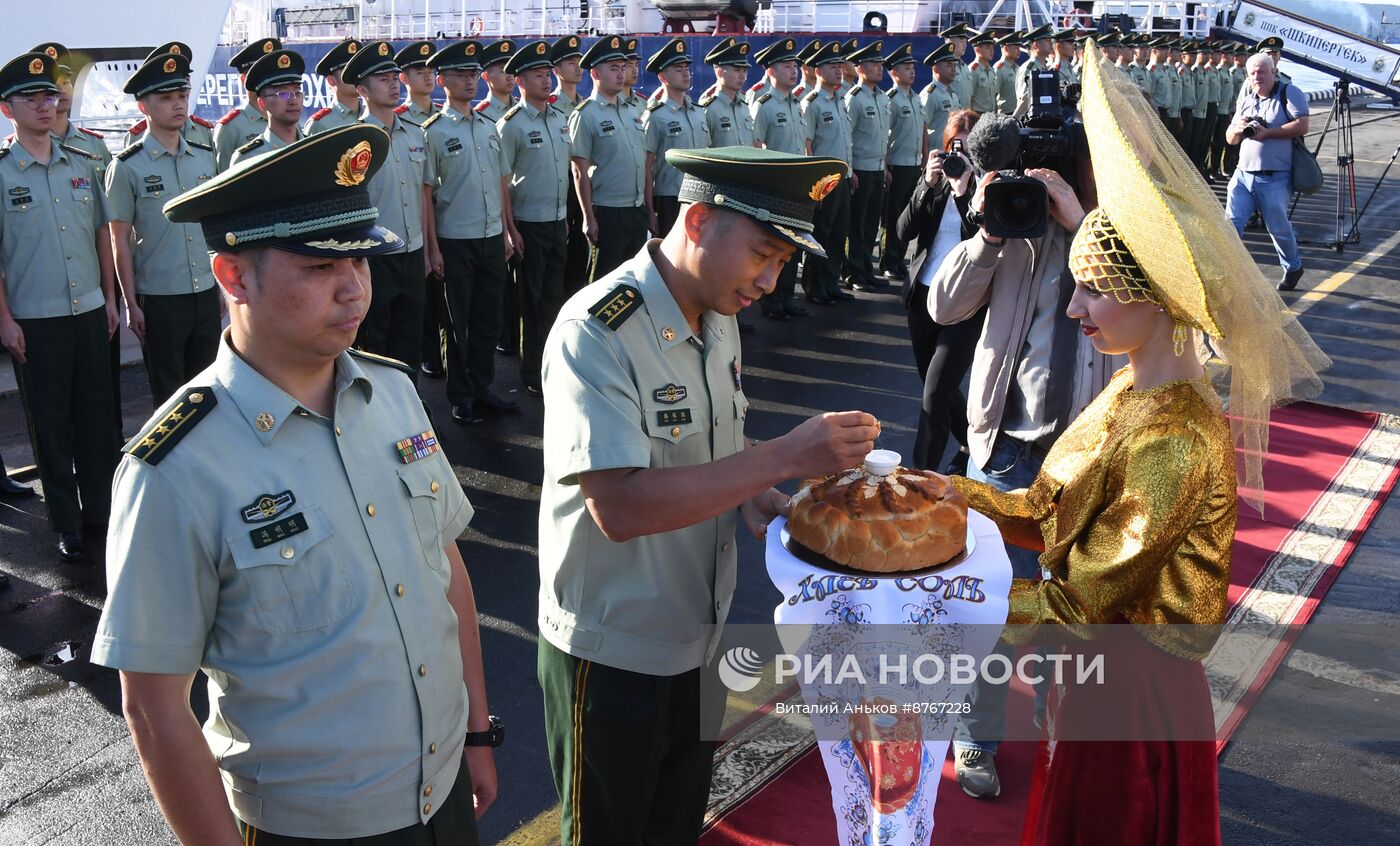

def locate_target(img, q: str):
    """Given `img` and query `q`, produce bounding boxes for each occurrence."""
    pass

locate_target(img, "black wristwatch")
[464,715,505,748]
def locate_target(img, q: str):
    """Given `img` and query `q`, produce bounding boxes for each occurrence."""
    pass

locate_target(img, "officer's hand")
[427,245,444,278]
[647,208,661,237]
[106,300,120,339]
[584,216,599,245]
[1025,167,1086,232]
[0,316,25,365]
[850,172,860,191]
[777,411,880,480]
[883,167,893,188]
[505,227,522,260]
[127,302,146,345]
[464,746,497,819]
[741,487,791,540]
[924,151,944,186]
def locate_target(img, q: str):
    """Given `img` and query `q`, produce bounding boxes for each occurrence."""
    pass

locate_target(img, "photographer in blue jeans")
[1225,52,1310,292]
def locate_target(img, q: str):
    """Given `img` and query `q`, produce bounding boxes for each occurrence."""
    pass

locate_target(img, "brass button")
[423,785,433,798]
[396,584,405,597]
[280,546,294,559]
[429,742,438,754]
[418,664,428,677]
[430,480,440,493]
[671,426,681,437]
[721,542,730,552]
[335,426,342,436]
[366,503,376,517]
[423,803,432,815]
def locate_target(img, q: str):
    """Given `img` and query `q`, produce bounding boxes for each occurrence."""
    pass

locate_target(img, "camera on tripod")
[982,70,1079,239]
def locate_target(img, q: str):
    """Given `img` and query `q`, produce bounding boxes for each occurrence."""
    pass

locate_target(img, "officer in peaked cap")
[229,49,307,166]
[881,42,924,281]
[937,24,973,107]
[966,30,999,113]
[622,36,642,109]
[394,39,439,125]
[306,38,364,135]
[801,40,853,303]
[537,143,874,846]
[93,124,498,845]
[700,39,756,157]
[643,38,711,239]
[793,38,822,97]
[1254,35,1291,85]
[550,34,585,112]
[476,40,518,122]
[1051,27,1080,88]
[0,50,118,562]
[921,42,960,150]
[214,38,283,171]
[126,42,215,148]
[747,36,810,319]
[33,42,110,181]
[745,37,792,105]
[109,51,219,406]
[994,30,1024,113]
[844,40,890,293]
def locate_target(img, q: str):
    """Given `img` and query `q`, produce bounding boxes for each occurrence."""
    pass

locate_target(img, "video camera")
[981,70,1082,239]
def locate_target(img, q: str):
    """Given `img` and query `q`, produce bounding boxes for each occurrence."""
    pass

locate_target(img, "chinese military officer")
[802,41,854,305]
[844,40,890,293]
[396,40,439,124]
[921,42,961,151]
[643,37,712,238]
[213,37,283,171]
[880,42,925,281]
[700,39,757,149]
[93,124,499,846]
[124,42,216,147]
[476,40,517,121]
[966,30,999,114]
[228,49,308,166]
[538,144,877,845]
[550,35,592,296]
[305,38,363,135]
[748,37,810,320]
[994,31,1023,115]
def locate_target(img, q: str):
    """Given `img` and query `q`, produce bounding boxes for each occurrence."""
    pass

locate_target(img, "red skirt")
[1019,628,1222,846]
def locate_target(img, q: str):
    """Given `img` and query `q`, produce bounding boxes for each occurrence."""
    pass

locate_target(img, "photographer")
[928,111,1122,800]
[898,110,981,474]
[1225,52,1309,291]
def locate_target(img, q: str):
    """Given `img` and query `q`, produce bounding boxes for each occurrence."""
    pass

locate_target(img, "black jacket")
[895,175,976,308]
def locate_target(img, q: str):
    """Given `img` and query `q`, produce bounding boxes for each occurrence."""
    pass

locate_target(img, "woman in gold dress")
[952,44,1329,845]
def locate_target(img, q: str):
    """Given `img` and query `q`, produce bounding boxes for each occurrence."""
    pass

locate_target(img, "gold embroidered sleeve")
[950,475,1046,553]
[1006,424,1213,635]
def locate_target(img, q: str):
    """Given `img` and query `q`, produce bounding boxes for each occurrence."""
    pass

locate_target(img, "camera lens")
[1000,188,1040,230]
[943,153,966,179]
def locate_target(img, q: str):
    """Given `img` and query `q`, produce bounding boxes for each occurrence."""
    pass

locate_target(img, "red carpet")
[702,403,1400,846]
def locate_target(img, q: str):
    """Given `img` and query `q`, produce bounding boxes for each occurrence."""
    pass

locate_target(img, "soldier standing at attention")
[836,37,860,101]
[702,39,757,149]
[1181,42,1203,167]
[123,42,216,148]
[965,30,999,115]
[550,35,592,296]
[305,38,363,135]
[345,41,440,371]
[498,40,572,398]
[228,50,307,167]
[537,145,874,846]
[845,40,890,294]
[938,23,973,108]
[213,38,283,171]
[879,42,924,282]
[1051,28,1079,90]
[396,40,439,125]
[792,39,821,99]
[1147,39,1177,139]
[994,31,1023,115]
[424,40,519,421]
[107,52,219,406]
[621,38,643,112]
[94,125,499,846]
[922,42,961,151]
[1013,24,1054,118]
[0,51,118,562]
[643,38,711,239]
[802,41,854,306]
[476,40,517,121]
[570,37,648,283]
[748,37,809,321]
[1166,40,1185,143]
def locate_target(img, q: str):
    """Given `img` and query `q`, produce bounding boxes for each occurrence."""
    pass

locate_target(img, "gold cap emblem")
[786,40,794,50]
[569,37,578,47]
[276,54,291,69]
[420,44,431,55]
[378,42,390,56]
[28,58,43,75]
[163,57,177,73]
[263,40,275,53]
[170,45,182,55]
[740,44,748,55]
[44,46,58,59]
[809,173,841,201]
[334,140,373,187]
[675,42,684,53]
[500,42,510,52]
[347,42,359,54]
[537,43,547,54]
[466,44,476,55]
[611,37,620,48]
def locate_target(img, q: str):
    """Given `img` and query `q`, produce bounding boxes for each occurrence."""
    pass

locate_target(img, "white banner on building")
[1233,0,1400,88]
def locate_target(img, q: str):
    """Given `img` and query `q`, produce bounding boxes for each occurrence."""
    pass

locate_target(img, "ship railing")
[355,3,626,39]
[753,0,1230,36]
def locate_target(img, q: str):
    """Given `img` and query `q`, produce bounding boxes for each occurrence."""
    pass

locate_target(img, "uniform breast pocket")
[227,506,355,635]
[733,391,750,453]
[642,405,707,467]
[71,187,94,205]
[398,463,448,575]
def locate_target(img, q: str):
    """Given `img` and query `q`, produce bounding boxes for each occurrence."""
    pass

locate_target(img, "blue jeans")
[1225,169,1302,273]
[953,435,1050,756]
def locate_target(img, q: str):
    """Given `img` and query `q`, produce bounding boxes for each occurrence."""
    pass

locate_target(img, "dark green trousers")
[591,205,647,282]
[513,219,568,391]
[810,178,852,298]
[440,236,507,409]
[360,248,426,370]
[539,638,720,846]
[235,762,478,845]
[880,164,921,273]
[137,289,221,407]
[653,195,681,238]
[564,180,593,296]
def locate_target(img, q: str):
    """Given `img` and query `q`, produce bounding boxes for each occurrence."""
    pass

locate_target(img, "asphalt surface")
[1,103,1398,845]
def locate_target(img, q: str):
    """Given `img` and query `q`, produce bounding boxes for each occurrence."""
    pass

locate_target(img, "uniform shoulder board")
[398,116,422,128]
[588,284,642,331]
[347,348,415,375]
[757,92,772,104]
[645,98,664,112]
[473,100,490,113]
[393,103,409,114]
[698,93,716,107]
[575,98,590,112]
[191,115,215,128]
[124,387,217,465]
[187,140,214,152]
[127,119,148,136]
[235,137,265,155]
[422,112,443,129]
[309,107,332,121]
[886,87,898,98]
[218,108,242,125]
[0,142,9,161]
[78,126,104,138]
[60,143,98,160]
[502,103,524,122]
[117,140,144,161]
[803,90,818,103]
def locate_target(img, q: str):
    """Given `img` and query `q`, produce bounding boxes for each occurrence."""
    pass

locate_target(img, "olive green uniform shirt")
[497,100,572,223]
[1166,63,1184,116]
[803,87,852,163]
[92,339,474,839]
[305,99,362,135]
[1148,64,1173,110]
[750,89,808,155]
[994,58,1019,114]
[550,87,582,113]
[425,105,507,238]
[700,89,756,147]
[103,135,216,296]
[920,79,957,152]
[538,243,747,675]
[0,138,108,319]
[643,95,711,198]
[359,112,434,253]
[950,61,973,110]
[55,122,113,185]
[398,100,434,124]
[228,124,304,167]
[1128,61,1151,93]
[885,84,925,167]
[568,93,646,209]
[213,103,268,171]
[966,58,998,113]
[474,92,516,123]
[846,83,889,171]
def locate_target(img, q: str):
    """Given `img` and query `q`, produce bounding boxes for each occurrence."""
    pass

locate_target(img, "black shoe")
[419,363,444,379]
[807,294,835,306]
[0,476,34,497]
[881,266,907,281]
[1277,267,1304,292]
[762,307,790,321]
[737,319,756,334]
[495,342,516,357]
[832,289,856,302]
[58,532,85,563]
[850,280,877,292]
[781,298,810,317]
[451,405,485,425]
[525,384,543,397]
[474,391,520,413]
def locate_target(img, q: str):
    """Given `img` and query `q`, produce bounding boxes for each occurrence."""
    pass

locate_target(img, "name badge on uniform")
[599,120,616,135]
[445,137,463,153]
[900,106,913,117]
[249,512,308,549]
[776,112,788,125]
[653,384,687,404]
[657,408,692,427]
[396,430,441,464]
[719,117,732,130]
[666,121,682,136]
[144,182,166,194]
[528,130,543,146]
[241,490,296,523]
[822,112,834,124]
[864,106,877,118]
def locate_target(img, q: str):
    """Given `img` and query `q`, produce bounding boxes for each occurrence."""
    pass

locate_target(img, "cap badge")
[28,58,43,75]
[786,40,794,50]
[569,37,578,47]
[466,44,476,55]
[420,44,431,55]
[810,173,841,201]
[163,57,178,73]
[537,43,547,54]
[675,42,684,53]
[378,42,390,56]
[263,41,275,53]
[500,42,510,52]
[276,54,291,69]
[44,46,58,59]
[334,140,374,187]
[170,45,182,55]
[611,37,620,48]
[662,326,676,341]
[740,45,748,54]
[348,43,359,54]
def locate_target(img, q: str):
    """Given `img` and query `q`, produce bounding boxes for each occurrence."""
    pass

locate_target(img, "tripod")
[1292,77,1359,251]
[1344,143,1399,245]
